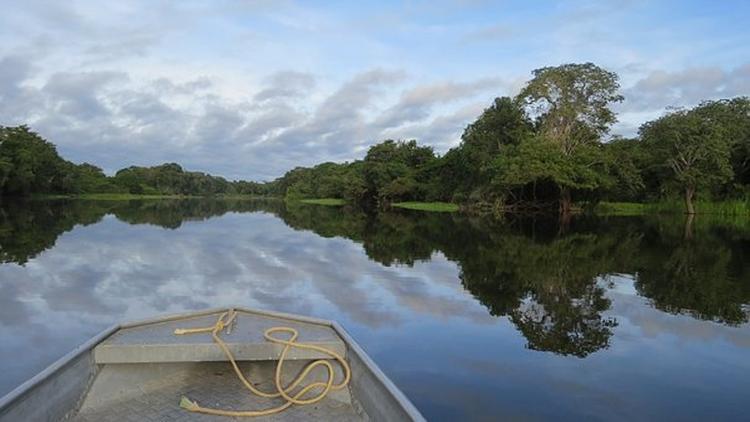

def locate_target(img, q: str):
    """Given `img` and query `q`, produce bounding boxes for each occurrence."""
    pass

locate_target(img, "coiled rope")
[173,309,351,417]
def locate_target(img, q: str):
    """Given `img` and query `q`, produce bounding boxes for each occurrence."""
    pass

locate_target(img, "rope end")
[174,328,187,335]
[179,396,199,411]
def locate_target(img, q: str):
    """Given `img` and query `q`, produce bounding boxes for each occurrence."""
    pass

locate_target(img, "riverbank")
[292,198,460,212]
[595,200,750,216]
[22,194,750,217]
[392,202,459,212]
[296,198,346,206]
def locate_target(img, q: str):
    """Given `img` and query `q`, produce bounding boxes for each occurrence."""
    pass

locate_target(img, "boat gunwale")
[0,306,425,421]
[0,324,119,411]
[331,321,425,422]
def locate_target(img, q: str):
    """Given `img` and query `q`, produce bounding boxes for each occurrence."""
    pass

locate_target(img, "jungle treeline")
[0,125,268,197]
[270,63,750,214]
[2,62,749,213]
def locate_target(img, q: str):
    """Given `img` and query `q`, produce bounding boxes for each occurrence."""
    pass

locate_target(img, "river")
[0,199,748,420]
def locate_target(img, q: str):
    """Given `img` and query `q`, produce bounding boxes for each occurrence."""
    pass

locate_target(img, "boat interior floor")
[69,361,367,421]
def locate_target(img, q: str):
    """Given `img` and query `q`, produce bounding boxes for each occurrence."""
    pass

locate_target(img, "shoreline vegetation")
[2,62,749,217]
[594,200,750,217]
[23,194,750,217]
[392,202,460,212]
[296,198,346,206]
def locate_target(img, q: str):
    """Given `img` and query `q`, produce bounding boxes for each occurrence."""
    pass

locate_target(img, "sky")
[1,0,748,181]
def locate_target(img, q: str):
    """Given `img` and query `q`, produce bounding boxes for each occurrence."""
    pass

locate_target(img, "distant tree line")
[0,126,271,197]
[3,62,749,213]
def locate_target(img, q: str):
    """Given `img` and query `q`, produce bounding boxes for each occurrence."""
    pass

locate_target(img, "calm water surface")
[1,199,749,420]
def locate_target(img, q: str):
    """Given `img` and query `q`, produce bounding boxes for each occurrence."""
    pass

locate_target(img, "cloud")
[253,71,316,102]
[43,71,128,120]
[5,53,747,178]
[312,68,406,130]
[610,62,750,136]
[462,24,516,43]
[375,78,504,129]
[239,69,408,173]
[1,1,748,178]
[0,56,32,92]
[385,102,488,152]
[622,63,750,112]
[0,55,43,122]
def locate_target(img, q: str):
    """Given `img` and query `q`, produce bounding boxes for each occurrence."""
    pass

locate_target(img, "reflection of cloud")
[0,208,501,395]
[0,270,34,326]
[603,275,750,349]
[2,207,750,415]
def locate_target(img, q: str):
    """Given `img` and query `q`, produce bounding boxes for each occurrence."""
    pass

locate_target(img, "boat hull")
[0,307,424,422]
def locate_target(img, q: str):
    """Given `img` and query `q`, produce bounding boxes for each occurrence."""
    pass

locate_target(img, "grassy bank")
[595,199,750,216]
[296,198,347,206]
[392,201,460,212]
[593,202,649,216]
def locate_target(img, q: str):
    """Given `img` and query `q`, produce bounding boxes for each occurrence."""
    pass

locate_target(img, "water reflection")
[2,199,749,337]
[0,199,749,419]
[278,204,750,352]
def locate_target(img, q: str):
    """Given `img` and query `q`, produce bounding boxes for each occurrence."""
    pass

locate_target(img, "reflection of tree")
[0,200,108,264]
[510,284,617,358]
[0,198,282,264]
[2,198,748,355]
[453,231,628,358]
[278,201,369,243]
[278,204,439,266]
[278,208,633,357]
[636,219,750,325]
[111,198,281,229]
[273,208,750,355]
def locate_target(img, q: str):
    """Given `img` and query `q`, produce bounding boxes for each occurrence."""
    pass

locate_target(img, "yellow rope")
[173,309,351,417]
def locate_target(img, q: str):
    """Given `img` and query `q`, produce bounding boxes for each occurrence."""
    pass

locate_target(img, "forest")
[271,63,750,215]
[0,125,269,197]
[2,62,749,214]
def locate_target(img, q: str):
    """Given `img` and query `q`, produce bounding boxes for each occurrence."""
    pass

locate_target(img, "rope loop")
[173,309,351,417]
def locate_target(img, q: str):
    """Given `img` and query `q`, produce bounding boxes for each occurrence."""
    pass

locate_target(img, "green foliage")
[508,63,624,211]
[643,198,750,216]
[493,136,608,191]
[3,67,749,216]
[518,62,623,152]
[112,163,233,196]
[282,162,362,202]
[297,198,346,206]
[593,202,649,216]
[0,125,274,198]
[391,202,459,212]
[452,97,533,197]
[600,138,646,201]
[693,97,750,196]
[362,139,436,205]
[640,105,734,213]
[0,126,75,196]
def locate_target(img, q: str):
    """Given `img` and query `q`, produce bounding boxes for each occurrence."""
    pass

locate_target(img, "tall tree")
[0,125,74,196]
[452,97,533,200]
[640,107,733,214]
[692,97,750,195]
[515,63,624,213]
[362,140,435,205]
